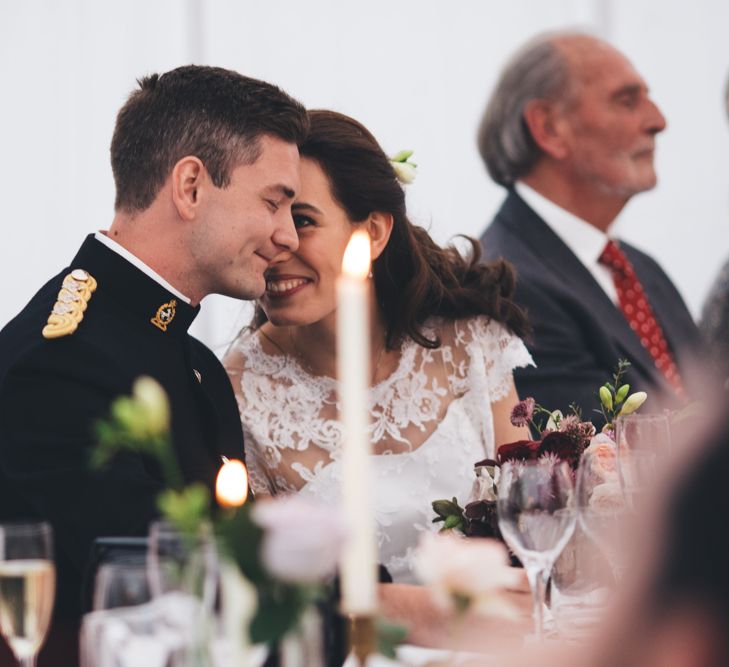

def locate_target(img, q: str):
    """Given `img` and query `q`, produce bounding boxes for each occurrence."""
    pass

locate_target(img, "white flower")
[252,496,346,584]
[390,150,417,184]
[618,391,647,416]
[546,409,563,431]
[473,464,499,502]
[132,376,170,435]
[414,532,521,618]
[391,161,417,184]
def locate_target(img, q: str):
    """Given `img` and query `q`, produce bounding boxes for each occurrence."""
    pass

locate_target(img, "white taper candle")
[337,229,378,614]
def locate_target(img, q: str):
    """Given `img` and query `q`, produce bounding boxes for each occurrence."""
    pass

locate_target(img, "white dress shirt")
[514,181,618,305]
[94,231,192,304]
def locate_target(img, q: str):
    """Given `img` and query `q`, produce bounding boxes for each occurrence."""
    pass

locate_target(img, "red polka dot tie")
[599,240,684,397]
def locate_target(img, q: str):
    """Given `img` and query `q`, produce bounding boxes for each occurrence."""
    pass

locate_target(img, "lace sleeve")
[462,316,534,402]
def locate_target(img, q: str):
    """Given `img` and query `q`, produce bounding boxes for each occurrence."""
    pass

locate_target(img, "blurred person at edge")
[593,413,729,665]
[700,75,729,387]
[478,31,702,424]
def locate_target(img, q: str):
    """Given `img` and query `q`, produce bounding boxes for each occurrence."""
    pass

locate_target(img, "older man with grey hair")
[479,31,700,421]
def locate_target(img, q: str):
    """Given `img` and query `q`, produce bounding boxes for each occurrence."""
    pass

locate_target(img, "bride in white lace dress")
[224,110,533,587]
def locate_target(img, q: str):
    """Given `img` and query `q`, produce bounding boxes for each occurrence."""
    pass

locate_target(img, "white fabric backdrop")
[2,0,728,356]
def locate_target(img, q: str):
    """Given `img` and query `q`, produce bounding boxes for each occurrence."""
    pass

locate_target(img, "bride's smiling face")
[259,157,356,327]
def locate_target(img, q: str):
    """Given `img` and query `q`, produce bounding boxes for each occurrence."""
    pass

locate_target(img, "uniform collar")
[71,235,200,336]
[94,232,191,304]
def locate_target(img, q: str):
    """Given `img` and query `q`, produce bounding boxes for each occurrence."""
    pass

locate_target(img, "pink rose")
[584,434,619,482]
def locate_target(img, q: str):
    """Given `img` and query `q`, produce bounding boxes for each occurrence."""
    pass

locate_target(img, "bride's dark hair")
[254,109,530,348]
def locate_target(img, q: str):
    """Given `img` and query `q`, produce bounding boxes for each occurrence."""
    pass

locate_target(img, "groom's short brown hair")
[111,65,308,213]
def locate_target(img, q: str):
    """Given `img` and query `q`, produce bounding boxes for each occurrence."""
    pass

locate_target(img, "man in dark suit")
[0,66,307,665]
[478,32,700,420]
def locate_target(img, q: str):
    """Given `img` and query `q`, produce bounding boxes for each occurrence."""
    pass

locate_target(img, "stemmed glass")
[497,460,576,641]
[615,413,669,509]
[576,449,628,581]
[147,520,220,664]
[93,557,152,611]
[147,520,218,608]
[0,522,56,667]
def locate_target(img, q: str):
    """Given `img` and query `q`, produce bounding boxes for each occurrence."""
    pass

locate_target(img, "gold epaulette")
[42,269,97,339]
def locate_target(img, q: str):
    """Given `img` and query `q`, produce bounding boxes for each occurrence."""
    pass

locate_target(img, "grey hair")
[477,32,576,187]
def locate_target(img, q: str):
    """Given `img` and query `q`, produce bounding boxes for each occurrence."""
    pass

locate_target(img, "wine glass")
[615,413,671,457]
[0,522,56,667]
[147,521,220,664]
[615,413,668,508]
[92,557,152,611]
[497,460,576,641]
[576,449,629,581]
[147,520,218,608]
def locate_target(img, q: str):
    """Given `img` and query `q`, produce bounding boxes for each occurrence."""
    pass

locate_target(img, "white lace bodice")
[226,316,532,582]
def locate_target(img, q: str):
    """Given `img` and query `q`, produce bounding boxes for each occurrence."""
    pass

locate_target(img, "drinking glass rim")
[499,459,572,473]
[615,413,670,423]
[0,520,53,535]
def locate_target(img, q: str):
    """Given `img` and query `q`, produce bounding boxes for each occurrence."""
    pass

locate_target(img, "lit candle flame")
[341,230,371,280]
[215,458,249,508]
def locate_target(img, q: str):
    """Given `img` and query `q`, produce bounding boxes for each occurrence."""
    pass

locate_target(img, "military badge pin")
[151,299,177,332]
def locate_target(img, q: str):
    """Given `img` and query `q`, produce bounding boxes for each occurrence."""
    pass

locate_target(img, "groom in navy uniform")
[0,66,306,665]
[478,32,700,419]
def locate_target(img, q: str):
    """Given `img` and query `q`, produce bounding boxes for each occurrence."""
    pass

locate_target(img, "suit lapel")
[186,343,243,463]
[496,192,665,386]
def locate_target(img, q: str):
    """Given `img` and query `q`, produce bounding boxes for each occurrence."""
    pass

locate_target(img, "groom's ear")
[366,211,394,261]
[171,156,205,220]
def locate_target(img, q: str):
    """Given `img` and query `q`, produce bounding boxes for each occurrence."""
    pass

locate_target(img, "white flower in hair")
[390,149,417,184]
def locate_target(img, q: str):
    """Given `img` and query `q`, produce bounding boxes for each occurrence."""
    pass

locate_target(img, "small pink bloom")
[584,434,619,481]
[510,397,535,427]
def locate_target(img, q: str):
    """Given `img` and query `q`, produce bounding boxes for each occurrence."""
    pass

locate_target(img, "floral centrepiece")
[432,360,647,539]
[93,376,345,650]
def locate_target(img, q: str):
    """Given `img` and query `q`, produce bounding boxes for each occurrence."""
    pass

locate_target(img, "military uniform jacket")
[0,235,245,619]
[480,190,702,419]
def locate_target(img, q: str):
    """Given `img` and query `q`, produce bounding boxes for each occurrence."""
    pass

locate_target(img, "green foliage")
[390,149,414,163]
[376,619,408,659]
[157,484,211,537]
[92,377,183,490]
[91,379,342,651]
[431,497,466,533]
[596,359,648,431]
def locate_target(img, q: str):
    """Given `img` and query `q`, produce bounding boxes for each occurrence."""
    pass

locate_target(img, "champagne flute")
[0,522,56,667]
[497,460,576,641]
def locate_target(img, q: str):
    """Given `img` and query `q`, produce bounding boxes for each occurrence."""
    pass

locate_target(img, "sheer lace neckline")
[228,316,533,497]
[250,325,423,393]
